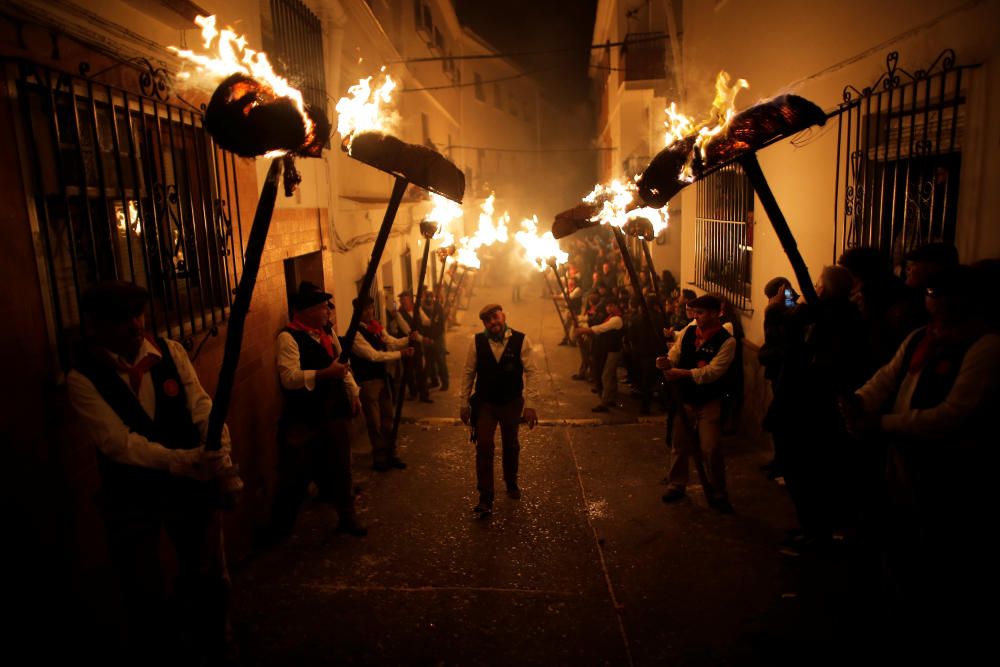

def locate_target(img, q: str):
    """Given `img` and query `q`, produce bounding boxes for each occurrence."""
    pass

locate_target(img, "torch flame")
[583,179,669,235]
[168,15,314,155]
[335,69,398,151]
[515,216,568,272]
[663,71,748,182]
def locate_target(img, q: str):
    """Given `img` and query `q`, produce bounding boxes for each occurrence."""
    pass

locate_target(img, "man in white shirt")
[350,294,415,471]
[67,281,233,659]
[459,304,540,517]
[575,300,625,412]
[656,294,737,513]
[273,282,365,538]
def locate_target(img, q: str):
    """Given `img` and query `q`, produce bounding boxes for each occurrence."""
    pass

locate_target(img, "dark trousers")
[360,378,395,464]
[425,337,449,388]
[272,416,354,538]
[404,342,430,400]
[103,494,229,662]
[475,398,524,502]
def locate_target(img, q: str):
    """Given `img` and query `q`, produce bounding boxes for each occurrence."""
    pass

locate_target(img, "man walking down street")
[460,304,540,518]
[656,294,737,513]
[350,295,415,472]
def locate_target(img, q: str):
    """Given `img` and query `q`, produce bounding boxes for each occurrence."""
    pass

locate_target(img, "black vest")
[473,330,525,405]
[282,327,352,420]
[75,338,204,508]
[350,326,391,383]
[900,327,979,410]
[596,317,624,354]
[677,326,732,405]
[399,307,421,334]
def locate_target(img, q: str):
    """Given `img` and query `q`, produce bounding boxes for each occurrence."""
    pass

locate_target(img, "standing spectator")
[394,290,433,403]
[68,281,236,660]
[656,294,737,512]
[421,289,449,391]
[459,304,540,517]
[351,295,414,471]
[272,282,366,539]
[759,276,795,479]
[577,300,626,413]
[843,265,999,644]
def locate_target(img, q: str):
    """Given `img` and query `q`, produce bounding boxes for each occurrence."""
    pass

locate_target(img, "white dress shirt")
[459,328,540,405]
[67,338,232,471]
[590,314,624,334]
[352,326,410,364]
[276,328,360,397]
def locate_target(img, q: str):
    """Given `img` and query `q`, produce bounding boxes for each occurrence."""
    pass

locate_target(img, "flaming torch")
[636,73,826,304]
[167,16,335,479]
[515,216,576,331]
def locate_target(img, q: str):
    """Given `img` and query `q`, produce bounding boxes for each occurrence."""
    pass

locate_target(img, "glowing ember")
[335,70,398,151]
[169,15,314,155]
[663,71,748,182]
[515,216,568,272]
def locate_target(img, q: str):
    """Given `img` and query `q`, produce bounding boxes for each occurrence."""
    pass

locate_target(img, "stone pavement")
[231,273,841,665]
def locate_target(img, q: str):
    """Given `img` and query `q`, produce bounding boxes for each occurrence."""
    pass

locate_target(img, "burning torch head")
[344,131,465,203]
[205,73,331,158]
[551,203,601,240]
[419,219,439,239]
[637,94,826,208]
[623,216,656,241]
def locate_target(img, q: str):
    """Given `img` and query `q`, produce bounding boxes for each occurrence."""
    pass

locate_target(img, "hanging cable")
[390,33,667,64]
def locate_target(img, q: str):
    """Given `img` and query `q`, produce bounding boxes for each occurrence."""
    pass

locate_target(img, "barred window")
[10,59,244,369]
[834,50,971,270]
[270,0,327,118]
[693,163,753,311]
[474,73,485,102]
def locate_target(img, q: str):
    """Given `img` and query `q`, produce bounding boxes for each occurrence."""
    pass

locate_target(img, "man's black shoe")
[661,488,686,503]
[427,379,440,389]
[506,484,521,500]
[571,374,587,381]
[388,457,407,470]
[372,461,391,472]
[420,397,434,404]
[336,517,368,537]
[591,404,609,413]
[439,383,449,392]
[472,501,493,518]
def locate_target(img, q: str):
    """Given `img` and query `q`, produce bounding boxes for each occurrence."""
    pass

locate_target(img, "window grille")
[9,58,245,369]
[693,163,753,311]
[270,0,327,118]
[833,50,974,270]
[474,73,485,102]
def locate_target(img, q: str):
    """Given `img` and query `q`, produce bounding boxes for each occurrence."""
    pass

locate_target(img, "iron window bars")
[270,0,327,120]
[693,162,754,311]
[9,57,245,369]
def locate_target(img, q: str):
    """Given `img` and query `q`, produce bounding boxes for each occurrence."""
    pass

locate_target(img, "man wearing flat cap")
[460,303,540,517]
[67,280,235,659]
[272,281,366,538]
[656,293,737,513]
[350,294,414,471]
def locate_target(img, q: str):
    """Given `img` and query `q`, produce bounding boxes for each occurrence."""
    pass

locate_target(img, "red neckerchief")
[112,335,162,393]
[694,323,722,349]
[365,318,384,337]
[288,317,335,358]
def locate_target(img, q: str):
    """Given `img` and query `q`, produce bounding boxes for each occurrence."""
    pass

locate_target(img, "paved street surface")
[232,272,839,665]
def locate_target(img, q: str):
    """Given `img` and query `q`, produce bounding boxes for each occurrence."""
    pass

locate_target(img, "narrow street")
[232,274,828,665]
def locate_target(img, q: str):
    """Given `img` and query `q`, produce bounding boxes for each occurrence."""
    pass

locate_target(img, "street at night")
[2,0,998,665]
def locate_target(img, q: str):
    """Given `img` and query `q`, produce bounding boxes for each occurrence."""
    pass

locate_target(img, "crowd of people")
[64,227,998,658]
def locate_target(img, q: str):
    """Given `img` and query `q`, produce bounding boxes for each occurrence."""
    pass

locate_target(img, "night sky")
[454,0,599,105]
